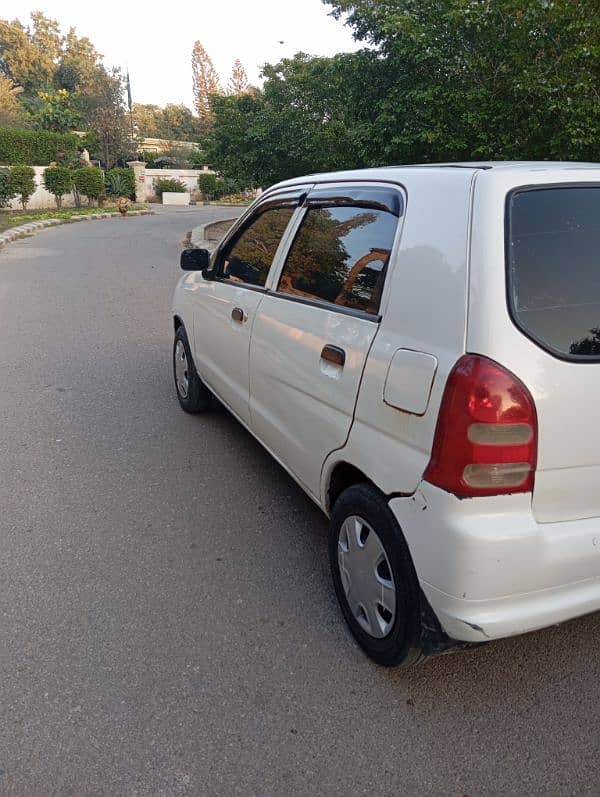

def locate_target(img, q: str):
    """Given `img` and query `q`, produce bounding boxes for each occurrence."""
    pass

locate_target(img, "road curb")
[0,209,155,250]
[189,216,241,251]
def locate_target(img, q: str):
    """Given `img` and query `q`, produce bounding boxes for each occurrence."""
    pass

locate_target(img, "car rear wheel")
[173,325,212,413]
[329,483,425,667]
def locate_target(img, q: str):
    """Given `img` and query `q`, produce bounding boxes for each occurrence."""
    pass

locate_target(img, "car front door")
[249,184,403,499]
[191,191,303,425]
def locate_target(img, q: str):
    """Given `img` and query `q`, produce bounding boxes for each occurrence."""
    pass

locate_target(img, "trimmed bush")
[197,172,218,199]
[106,168,136,199]
[0,167,16,208]
[43,166,73,209]
[74,167,105,206]
[0,127,80,166]
[9,165,36,210]
[154,177,187,199]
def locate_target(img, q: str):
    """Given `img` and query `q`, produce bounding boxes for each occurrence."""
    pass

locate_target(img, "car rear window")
[507,186,600,359]
[277,205,398,315]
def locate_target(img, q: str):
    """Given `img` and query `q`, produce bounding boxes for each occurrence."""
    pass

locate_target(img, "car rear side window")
[508,186,600,359]
[221,207,295,287]
[277,205,398,314]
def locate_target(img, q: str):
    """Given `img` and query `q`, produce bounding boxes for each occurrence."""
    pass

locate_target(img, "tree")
[160,104,203,140]
[323,0,600,162]
[132,102,162,138]
[33,89,80,133]
[0,13,62,103]
[207,91,265,187]
[0,74,24,126]
[55,27,102,93]
[192,41,222,125]
[9,164,35,208]
[73,166,104,205]
[197,172,218,200]
[85,68,133,168]
[0,166,15,207]
[208,52,383,186]
[134,102,203,141]
[43,165,72,208]
[228,59,248,96]
[0,12,122,143]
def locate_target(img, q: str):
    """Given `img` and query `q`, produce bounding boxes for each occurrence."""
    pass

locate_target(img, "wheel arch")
[324,460,381,515]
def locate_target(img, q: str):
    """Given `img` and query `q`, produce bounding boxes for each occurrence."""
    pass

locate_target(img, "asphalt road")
[1,208,599,796]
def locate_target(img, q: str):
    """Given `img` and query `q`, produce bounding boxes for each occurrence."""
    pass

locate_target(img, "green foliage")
[84,68,133,169]
[0,167,16,207]
[33,88,81,133]
[209,2,600,184]
[197,172,218,198]
[142,146,195,169]
[323,0,600,162]
[105,167,135,198]
[154,178,187,199]
[207,53,381,187]
[133,103,203,141]
[73,166,104,205]
[0,126,80,165]
[188,147,208,169]
[0,14,131,167]
[0,13,101,110]
[207,92,264,187]
[42,165,73,208]
[9,165,35,209]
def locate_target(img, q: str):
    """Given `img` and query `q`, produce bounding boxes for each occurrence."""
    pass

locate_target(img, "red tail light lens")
[423,355,537,497]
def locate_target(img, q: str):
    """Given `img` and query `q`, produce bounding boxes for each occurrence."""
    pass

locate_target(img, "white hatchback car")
[173,162,600,666]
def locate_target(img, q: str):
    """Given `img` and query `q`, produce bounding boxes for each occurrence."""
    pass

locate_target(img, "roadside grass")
[0,205,149,233]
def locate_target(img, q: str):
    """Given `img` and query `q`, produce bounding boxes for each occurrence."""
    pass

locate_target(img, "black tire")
[329,483,425,667]
[173,324,212,414]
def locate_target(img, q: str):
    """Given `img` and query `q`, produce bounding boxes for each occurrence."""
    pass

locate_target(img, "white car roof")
[270,161,600,192]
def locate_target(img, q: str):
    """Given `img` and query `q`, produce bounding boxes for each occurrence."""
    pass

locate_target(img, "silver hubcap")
[338,515,396,638]
[174,340,189,399]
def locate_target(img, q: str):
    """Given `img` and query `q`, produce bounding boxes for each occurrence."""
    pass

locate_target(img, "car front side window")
[219,206,296,288]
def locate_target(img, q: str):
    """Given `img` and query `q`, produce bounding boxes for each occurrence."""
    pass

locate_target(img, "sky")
[3,0,363,109]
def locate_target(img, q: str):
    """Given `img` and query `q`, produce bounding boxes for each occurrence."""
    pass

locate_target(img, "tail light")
[423,355,537,497]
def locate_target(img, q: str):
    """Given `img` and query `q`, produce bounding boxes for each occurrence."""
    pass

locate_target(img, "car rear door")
[249,183,403,499]
[470,176,600,524]
[504,184,600,523]
[190,190,304,425]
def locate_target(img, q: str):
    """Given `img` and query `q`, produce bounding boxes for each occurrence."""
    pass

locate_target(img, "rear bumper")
[389,484,600,643]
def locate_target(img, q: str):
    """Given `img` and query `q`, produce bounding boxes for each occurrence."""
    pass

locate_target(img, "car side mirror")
[180,248,211,272]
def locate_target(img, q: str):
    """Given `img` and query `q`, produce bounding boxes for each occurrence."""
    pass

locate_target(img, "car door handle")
[231,307,245,323]
[321,345,345,367]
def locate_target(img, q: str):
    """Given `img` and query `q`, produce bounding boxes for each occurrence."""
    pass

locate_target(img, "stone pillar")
[127,160,147,202]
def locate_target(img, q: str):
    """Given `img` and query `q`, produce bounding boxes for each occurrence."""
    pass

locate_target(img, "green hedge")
[0,127,81,166]
[43,166,73,209]
[74,167,105,205]
[154,177,187,199]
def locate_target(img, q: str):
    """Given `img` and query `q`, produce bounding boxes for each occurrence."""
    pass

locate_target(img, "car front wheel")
[173,324,212,413]
[329,483,425,667]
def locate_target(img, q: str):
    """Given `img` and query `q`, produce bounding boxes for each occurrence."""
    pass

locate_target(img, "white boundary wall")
[4,162,217,210]
[7,166,79,210]
[128,161,215,202]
